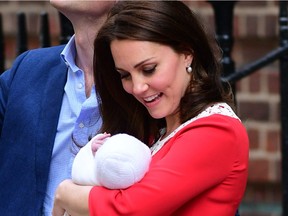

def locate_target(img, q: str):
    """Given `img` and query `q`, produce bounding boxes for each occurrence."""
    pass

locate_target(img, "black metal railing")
[209,1,237,94]
[279,2,288,215]
[0,1,287,215]
[209,1,288,215]
[0,12,73,74]
[39,12,51,48]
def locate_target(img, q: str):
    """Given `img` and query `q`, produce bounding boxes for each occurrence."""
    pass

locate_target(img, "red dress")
[89,113,249,216]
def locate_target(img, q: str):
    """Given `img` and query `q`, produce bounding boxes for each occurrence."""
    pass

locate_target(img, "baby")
[71,133,152,189]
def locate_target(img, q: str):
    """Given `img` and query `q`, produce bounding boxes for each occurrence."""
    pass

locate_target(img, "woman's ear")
[182,48,193,65]
[184,51,193,67]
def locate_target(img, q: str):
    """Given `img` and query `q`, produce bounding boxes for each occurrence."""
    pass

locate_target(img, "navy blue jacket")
[0,45,67,215]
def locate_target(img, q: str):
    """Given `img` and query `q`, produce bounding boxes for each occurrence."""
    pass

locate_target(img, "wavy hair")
[93,1,234,145]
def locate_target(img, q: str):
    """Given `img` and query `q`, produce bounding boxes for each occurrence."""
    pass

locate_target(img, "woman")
[53,1,249,215]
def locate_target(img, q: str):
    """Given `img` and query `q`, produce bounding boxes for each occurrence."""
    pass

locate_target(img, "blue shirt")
[42,36,102,215]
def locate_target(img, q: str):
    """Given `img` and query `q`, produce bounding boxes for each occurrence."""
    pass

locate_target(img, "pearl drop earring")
[186,66,192,73]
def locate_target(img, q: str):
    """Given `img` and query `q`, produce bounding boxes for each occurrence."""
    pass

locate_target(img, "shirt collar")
[60,35,81,73]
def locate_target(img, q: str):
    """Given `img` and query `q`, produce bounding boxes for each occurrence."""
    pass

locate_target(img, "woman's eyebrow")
[115,57,155,71]
[133,57,155,68]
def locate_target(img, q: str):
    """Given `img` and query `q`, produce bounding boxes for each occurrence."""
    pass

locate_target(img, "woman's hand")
[52,179,93,216]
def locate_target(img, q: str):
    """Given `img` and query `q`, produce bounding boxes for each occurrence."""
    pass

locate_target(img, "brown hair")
[93,1,233,145]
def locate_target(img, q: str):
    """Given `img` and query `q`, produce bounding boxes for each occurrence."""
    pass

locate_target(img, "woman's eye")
[119,72,130,80]
[143,65,156,74]
[116,69,130,80]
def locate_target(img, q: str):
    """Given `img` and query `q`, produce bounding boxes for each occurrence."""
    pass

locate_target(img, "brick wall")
[0,1,59,68]
[186,1,282,215]
[0,1,283,216]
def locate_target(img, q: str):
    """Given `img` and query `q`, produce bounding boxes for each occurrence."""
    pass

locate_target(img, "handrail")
[222,44,288,83]
[279,1,288,214]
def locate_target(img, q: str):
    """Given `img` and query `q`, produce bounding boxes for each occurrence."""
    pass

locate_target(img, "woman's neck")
[162,115,181,140]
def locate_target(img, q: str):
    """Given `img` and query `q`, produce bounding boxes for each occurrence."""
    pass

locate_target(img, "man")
[0,1,115,215]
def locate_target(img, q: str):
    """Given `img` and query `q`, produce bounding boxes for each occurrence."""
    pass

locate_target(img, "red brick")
[248,159,269,182]
[243,182,281,202]
[249,72,261,93]
[184,1,211,8]
[267,71,280,94]
[246,15,258,37]
[237,1,269,7]
[265,14,278,38]
[4,36,17,60]
[233,15,240,38]
[272,159,281,182]
[238,101,270,121]
[275,103,280,122]
[233,38,278,66]
[267,130,280,153]
[235,80,243,92]
[247,129,260,150]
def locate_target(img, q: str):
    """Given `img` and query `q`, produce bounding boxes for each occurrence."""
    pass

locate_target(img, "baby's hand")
[91,133,111,154]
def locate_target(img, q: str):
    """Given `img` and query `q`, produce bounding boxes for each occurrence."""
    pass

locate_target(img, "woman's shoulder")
[177,103,242,134]
[195,102,239,121]
[183,112,246,138]
[177,103,248,143]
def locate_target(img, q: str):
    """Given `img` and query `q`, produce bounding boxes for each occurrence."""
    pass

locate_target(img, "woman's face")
[111,40,193,120]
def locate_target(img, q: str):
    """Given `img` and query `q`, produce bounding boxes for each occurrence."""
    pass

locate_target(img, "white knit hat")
[72,133,151,189]
[95,133,151,189]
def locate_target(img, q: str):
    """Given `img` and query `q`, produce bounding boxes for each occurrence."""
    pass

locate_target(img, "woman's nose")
[132,77,148,95]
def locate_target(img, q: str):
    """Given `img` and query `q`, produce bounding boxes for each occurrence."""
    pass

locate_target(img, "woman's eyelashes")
[117,64,157,80]
[116,69,130,80]
[119,71,130,80]
[142,65,156,75]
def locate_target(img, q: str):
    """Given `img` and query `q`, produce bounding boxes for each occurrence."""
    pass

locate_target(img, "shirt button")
[79,123,85,128]
[77,83,83,89]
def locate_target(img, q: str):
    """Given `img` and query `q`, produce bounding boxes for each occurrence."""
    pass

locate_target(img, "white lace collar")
[150,103,239,156]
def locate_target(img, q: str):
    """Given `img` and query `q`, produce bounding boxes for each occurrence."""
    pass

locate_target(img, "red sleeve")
[89,115,249,215]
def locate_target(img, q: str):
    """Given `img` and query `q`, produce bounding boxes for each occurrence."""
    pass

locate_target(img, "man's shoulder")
[14,44,67,69]
[3,44,68,81]
[24,44,66,59]
[35,44,65,52]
